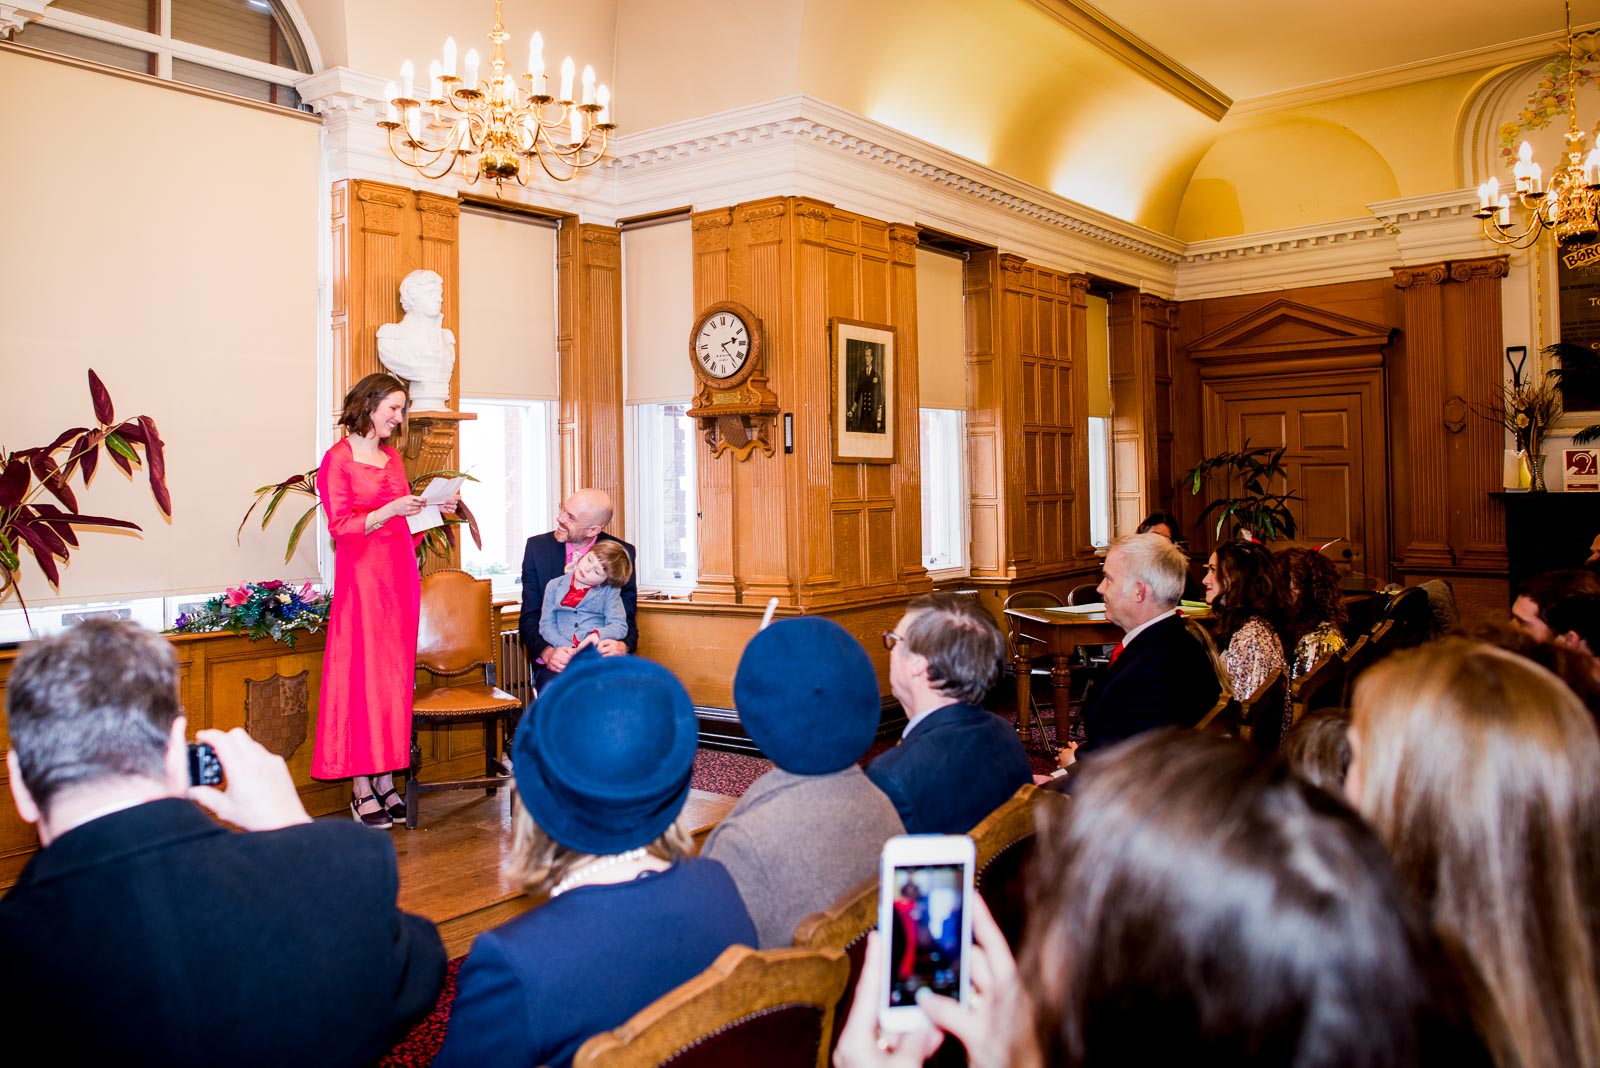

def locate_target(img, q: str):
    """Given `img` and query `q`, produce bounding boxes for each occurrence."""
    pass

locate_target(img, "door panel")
[1204,375,1386,578]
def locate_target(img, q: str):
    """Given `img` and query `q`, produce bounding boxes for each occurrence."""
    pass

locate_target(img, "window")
[13,0,311,110]
[920,408,969,576]
[1088,417,1112,547]
[627,403,698,594]
[458,398,556,595]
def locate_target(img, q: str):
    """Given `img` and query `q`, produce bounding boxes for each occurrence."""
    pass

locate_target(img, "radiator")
[498,629,535,705]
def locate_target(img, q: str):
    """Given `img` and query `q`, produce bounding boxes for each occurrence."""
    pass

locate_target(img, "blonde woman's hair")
[502,789,692,898]
[587,540,633,589]
[1350,638,1600,1068]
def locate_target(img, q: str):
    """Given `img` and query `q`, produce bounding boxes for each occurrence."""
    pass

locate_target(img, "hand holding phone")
[877,834,975,1033]
[187,742,223,787]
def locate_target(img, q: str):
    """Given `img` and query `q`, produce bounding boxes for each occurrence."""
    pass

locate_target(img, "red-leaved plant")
[0,370,172,616]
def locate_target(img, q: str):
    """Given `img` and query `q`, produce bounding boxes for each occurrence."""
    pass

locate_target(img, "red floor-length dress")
[312,437,420,779]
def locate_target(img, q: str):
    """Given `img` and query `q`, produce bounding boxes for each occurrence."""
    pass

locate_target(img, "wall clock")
[685,300,780,461]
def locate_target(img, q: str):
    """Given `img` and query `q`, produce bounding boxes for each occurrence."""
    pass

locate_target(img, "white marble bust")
[377,269,455,411]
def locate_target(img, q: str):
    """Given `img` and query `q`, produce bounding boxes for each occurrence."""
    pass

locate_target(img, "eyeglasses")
[882,631,904,651]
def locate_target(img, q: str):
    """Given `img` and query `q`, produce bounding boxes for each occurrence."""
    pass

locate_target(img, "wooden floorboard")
[319,786,739,959]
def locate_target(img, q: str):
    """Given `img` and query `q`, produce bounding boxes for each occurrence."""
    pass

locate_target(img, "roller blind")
[0,48,321,606]
[459,207,559,401]
[1086,292,1111,418]
[916,247,967,410]
[623,217,694,405]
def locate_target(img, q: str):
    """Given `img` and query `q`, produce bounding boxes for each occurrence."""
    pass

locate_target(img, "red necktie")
[1109,641,1125,664]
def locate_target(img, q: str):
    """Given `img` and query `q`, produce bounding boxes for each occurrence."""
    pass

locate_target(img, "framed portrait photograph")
[831,318,896,463]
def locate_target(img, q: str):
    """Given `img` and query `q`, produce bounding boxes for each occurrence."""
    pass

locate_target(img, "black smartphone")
[187,741,223,787]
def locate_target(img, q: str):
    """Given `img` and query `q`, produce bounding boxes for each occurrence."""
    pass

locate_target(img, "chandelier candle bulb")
[597,84,610,124]
[401,59,414,102]
[560,56,574,102]
[407,108,421,142]
[1499,195,1512,227]
[529,32,542,81]
[569,105,583,146]
[1587,149,1600,188]
[581,64,595,105]
[465,49,480,91]
[384,81,398,123]
[444,36,457,77]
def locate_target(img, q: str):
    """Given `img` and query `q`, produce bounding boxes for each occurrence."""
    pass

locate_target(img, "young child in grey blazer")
[539,540,632,653]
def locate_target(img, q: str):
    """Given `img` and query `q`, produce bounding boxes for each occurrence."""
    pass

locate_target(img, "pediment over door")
[1187,298,1394,379]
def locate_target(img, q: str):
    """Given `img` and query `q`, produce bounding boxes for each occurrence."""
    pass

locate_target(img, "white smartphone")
[877,833,976,1033]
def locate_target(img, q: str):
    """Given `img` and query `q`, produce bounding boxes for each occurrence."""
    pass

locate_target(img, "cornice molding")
[1018,0,1230,120]
[0,4,45,38]
[1229,25,1594,118]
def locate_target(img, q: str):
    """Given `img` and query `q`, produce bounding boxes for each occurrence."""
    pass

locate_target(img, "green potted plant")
[240,466,481,569]
[1544,341,1600,445]
[1181,441,1301,541]
[0,370,171,619]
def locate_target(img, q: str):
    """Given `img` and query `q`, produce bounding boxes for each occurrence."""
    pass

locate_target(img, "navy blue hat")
[513,647,697,856]
[734,617,880,775]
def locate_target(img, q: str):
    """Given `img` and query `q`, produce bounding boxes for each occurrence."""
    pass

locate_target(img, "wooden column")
[1142,294,1179,521]
[1392,262,1454,568]
[966,249,1006,576]
[1066,276,1095,560]
[555,221,624,522]
[1452,258,1511,571]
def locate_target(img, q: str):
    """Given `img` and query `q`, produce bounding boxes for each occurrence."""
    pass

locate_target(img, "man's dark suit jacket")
[0,798,445,1067]
[1079,612,1221,755]
[518,530,639,690]
[866,702,1033,834]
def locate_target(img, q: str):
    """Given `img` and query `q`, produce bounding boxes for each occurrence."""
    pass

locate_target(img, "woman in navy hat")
[433,649,756,1068]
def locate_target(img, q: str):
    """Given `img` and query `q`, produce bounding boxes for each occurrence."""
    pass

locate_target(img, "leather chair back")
[417,569,494,677]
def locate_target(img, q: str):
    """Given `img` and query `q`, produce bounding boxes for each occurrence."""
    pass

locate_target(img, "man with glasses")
[866,593,1031,834]
[519,487,639,692]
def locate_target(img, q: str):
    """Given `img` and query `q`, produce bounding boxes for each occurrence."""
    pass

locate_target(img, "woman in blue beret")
[433,648,756,1068]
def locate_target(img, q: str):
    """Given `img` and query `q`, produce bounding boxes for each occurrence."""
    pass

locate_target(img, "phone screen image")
[886,862,965,1007]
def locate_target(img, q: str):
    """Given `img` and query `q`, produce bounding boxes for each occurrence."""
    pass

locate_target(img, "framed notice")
[1557,246,1600,412]
[831,318,896,463]
[1565,448,1600,491]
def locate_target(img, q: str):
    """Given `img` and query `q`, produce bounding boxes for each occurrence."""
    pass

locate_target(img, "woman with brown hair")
[1275,546,1348,680]
[313,372,453,828]
[835,730,1488,1067]
[1202,538,1286,700]
[1347,639,1600,1068]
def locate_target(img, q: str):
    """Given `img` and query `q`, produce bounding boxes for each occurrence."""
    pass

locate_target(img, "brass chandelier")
[1476,0,1600,247]
[378,0,614,189]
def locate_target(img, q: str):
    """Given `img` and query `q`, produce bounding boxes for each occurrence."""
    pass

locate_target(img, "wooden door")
[1202,371,1388,578]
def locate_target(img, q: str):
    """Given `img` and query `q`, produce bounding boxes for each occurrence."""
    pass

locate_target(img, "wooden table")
[1004,605,1213,743]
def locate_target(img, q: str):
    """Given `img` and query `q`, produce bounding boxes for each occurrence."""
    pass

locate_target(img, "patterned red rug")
[378,956,461,1068]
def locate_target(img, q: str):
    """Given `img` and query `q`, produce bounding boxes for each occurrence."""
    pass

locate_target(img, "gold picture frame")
[831,318,896,463]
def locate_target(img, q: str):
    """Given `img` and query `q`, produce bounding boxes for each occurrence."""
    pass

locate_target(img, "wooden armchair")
[970,784,1069,950]
[572,945,849,1068]
[1238,665,1287,750]
[1290,651,1346,729]
[404,569,522,829]
[792,876,878,1060]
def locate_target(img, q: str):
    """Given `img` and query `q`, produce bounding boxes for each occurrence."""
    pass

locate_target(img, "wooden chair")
[1237,665,1287,750]
[1289,651,1346,729]
[970,784,1069,950]
[1194,690,1237,735]
[1001,590,1064,746]
[572,945,849,1068]
[1338,632,1371,704]
[1066,582,1101,606]
[403,569,522,830]
[1364,618,1398,663]
[792,876,878,1060]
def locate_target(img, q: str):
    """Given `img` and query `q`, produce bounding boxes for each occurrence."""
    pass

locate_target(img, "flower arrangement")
[1487,380,1563,459]
[172,580,330,646]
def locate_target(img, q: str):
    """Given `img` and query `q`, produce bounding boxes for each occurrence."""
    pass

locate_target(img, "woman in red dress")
[313,373,452,828]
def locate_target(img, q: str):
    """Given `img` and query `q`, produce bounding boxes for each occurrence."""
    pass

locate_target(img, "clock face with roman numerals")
[694,310,752,380]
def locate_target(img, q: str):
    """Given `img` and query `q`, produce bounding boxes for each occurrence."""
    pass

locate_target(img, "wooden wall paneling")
[688,210,737,604]
[1391,263,1454,569]
[1067,276,1094,563]
[890,225,925,586]
[1145,295,1178,520]
[330,181,351,411]
[794,202,837,593]
[734,200,795,604]
[553,222,625,519]
[965,251,1004,576]
[1108,290,1146,538]
[998,255,1032,575]
[1449,258,1511,571]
